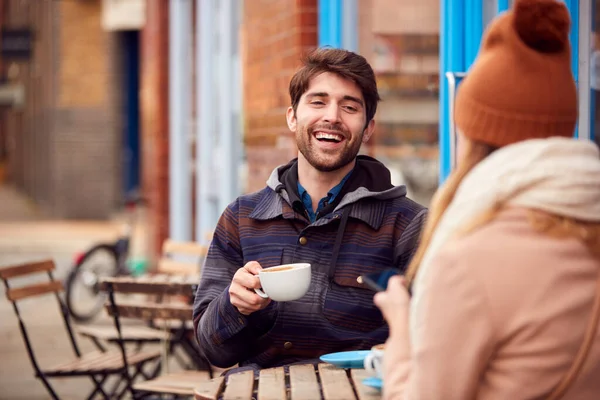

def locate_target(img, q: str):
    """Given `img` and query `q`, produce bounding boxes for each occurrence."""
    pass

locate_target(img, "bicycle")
[65,195,147,323]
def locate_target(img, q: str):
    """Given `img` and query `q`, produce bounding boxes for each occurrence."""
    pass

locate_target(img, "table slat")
[318,364,357,400]
[223,370,255,400]
[193,376,225,400]
[350,369,381,400]
[289,364,321,400]
[258,367,287,400]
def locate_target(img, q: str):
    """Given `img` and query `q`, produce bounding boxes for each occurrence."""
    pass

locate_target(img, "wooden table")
[194,363,381,400]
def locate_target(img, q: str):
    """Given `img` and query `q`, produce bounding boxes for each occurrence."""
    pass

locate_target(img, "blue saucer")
[319,350,370,369]
[362,377,383,390]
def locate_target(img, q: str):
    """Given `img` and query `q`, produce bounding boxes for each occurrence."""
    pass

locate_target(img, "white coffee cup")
[253,263,311,302]
[364,344,385,379]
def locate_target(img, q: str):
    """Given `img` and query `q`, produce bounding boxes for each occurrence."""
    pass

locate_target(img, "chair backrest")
[102,275,196,322]
[0,260,63,302]
[102,275,195,371]
[157,239,207,276]
[0,260,82,373]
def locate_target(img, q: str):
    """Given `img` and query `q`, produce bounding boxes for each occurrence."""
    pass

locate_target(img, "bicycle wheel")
[65,244,119,323]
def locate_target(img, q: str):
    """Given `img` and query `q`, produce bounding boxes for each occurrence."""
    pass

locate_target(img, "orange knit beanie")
[454,0,577,148]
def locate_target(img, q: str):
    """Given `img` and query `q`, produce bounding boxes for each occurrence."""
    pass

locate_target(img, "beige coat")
[385,208,600,399]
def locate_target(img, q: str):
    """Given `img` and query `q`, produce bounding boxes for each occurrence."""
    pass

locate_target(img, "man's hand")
[229,261,272,315]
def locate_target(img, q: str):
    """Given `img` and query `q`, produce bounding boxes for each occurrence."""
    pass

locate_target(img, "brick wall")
[3,0,55,211]
[52,0,121,218]
[2,0,122,219]
[242,0,317,193]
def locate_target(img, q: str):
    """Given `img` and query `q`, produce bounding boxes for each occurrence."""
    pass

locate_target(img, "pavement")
[0,185,155,399]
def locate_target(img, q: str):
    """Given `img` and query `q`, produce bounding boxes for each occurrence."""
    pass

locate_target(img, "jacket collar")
[248,187,397,231]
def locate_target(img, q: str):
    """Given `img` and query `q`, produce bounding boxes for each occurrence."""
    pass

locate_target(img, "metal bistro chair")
[0,260,161,400]
[76,239,209,370]
[102,274,212,399]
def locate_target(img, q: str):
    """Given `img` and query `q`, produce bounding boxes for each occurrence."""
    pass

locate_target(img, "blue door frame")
[439,0,582,183]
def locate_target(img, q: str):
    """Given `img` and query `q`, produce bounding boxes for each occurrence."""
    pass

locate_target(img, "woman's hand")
[374,275,411,333]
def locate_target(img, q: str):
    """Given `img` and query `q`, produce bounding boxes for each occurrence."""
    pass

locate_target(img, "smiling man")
[193,48,427,370]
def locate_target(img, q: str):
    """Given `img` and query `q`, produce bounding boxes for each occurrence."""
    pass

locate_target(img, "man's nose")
[322,104,341,123]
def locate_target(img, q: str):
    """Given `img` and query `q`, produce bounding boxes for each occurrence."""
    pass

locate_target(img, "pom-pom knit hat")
[454,0,578,147]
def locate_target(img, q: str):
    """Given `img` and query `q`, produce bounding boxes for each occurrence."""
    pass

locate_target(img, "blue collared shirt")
[297,170,353,223]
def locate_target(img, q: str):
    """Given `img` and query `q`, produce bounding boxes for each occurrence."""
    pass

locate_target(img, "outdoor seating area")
[0,237,216,399]
[0,260,162,399]
[2,0,600,398]
[1,255,387,399]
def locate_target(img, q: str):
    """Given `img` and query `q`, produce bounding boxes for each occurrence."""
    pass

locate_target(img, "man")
[193,48,427,369]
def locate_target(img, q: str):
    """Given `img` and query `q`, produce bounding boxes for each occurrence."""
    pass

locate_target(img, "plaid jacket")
[193,161,427,368]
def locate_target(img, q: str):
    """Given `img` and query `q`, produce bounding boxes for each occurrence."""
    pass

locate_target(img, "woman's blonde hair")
[405,138,600,289]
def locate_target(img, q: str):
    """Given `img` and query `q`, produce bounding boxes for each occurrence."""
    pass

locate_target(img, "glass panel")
[359,0,440,206]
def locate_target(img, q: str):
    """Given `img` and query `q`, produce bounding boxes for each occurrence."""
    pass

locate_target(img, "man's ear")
[362,119,375,143]
[286,107,297,133]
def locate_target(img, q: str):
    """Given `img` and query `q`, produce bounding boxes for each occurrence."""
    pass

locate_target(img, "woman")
[374,0,600,399]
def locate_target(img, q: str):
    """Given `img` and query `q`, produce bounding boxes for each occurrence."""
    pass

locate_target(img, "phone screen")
[358,268,400,292]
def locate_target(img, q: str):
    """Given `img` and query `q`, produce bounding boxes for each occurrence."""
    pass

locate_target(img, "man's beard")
[296,123,363,172]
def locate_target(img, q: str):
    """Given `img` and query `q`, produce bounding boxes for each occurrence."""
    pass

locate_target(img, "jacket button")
[284,341,293,350]
[299,237,308,245]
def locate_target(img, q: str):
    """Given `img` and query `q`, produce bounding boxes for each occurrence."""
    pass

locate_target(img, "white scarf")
[412,137,600,311]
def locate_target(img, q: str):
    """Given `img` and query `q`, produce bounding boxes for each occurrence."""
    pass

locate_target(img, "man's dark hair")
[289,47,381,125]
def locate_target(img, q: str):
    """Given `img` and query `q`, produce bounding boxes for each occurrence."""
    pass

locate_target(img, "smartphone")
[357,268,400,292]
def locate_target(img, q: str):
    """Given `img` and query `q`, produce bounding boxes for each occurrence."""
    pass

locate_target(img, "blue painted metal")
[464,0,484,67]
[563,0,579,138]
[566,0,579,82]
[439,0,465,184]
[592,0,597,143]
[496,0,510,13]
[318,0,342,48]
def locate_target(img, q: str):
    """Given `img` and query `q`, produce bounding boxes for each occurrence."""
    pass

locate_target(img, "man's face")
[286,72,375,172]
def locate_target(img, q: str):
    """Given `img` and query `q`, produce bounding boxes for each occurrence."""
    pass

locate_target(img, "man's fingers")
[230,285,270,315]
[229,261,269,316]
[244,261,263,275]
[231,284,262,306]
[233,269,262,289]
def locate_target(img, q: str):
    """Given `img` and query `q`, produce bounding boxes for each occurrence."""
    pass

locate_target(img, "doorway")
[120,30,141,198]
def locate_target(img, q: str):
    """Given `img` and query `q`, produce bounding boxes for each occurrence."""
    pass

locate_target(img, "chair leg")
[105,373,127,398]
[86,374,110,400]
[90,337,107,352]
[37,375,60,400]
[116,359,161,400]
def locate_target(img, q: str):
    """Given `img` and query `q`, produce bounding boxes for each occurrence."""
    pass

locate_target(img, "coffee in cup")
[261,266,294,273]
[253,263,311,302]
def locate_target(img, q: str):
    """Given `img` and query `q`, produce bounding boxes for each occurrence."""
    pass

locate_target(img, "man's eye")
[311,101,325,105]
[344,106,357,112]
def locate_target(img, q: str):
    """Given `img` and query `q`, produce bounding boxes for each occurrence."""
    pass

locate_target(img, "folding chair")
[0,260,162,400]
[103,274,212,399]
[76,239,208,370]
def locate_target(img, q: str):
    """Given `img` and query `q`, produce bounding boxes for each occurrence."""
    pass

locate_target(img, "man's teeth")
[315,132,343,142]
